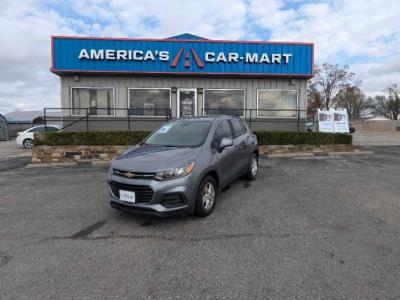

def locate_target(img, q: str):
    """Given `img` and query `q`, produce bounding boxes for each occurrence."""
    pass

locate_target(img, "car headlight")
[154,161,195,181]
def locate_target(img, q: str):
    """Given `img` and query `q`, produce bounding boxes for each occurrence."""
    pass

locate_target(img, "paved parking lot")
[0,140,31,171]
[1,145,400,299]
[353,131,400,146]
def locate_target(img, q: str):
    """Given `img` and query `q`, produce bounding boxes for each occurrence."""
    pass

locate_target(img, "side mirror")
[218,137,233,152]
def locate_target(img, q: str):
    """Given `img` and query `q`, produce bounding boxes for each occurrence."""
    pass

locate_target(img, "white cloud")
[352,54,400,95]
[248,0,400,95]
[249,0,295,29]
[0,0,399,113]
[0,1,77,113]
[0,0,248,113]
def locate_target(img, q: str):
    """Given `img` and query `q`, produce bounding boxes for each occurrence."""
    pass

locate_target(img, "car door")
[211,119,236,187]
[229,118,249,174]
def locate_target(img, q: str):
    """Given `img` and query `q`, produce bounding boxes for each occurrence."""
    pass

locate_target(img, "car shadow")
[112,209,192,227]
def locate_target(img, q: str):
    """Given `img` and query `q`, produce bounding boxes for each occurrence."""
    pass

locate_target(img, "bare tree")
[335,84,366,119]
[307,84,323,118]
[369,84,400,120]
[308,63,355,110]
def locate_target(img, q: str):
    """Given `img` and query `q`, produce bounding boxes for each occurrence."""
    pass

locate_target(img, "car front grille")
[109,181,154,203]
[113,169,155,180]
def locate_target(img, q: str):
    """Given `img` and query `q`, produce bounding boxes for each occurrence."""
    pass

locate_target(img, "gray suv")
[108,116,259,217]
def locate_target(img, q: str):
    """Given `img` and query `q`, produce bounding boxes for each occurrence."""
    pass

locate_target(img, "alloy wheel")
[24,139,33,149]
[202,182,215,210]
[251,156,258,176]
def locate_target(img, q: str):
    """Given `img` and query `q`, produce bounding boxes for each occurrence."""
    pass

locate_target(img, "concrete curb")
[264,153,314,158]
[264,150,373,159]
[26,162,78,168]
[91,161,111,166]
[327,151,374,156]
[25,150,375,167]
[26,160,112,168]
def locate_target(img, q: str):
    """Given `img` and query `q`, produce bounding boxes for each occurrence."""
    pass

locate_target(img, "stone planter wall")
[259,144,358,155]
[32,144,359,164]
[32,145,128,164]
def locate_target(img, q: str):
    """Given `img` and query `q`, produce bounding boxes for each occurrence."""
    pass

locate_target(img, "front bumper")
[110,200,189,218]
[108,173,198,217]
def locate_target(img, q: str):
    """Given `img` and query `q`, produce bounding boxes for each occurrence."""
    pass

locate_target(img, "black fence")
[43,107,307,132]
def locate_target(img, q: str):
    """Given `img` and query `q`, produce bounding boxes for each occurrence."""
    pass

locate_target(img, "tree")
[335,84,366,119]
[369,84,400,120]
[308,63,355,110]
[307,83,323,118]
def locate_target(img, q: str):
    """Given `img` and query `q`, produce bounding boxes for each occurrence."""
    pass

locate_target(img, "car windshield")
[145,120,212,148]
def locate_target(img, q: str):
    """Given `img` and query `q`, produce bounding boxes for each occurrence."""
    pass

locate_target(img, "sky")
[0,0,399,113]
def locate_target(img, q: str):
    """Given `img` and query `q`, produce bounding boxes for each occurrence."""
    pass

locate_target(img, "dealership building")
[51,33,313,131]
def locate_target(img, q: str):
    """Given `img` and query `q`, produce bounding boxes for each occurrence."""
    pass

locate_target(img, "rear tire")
[246,153,258,181]
[23,138,33,149]
[195,176,217,217]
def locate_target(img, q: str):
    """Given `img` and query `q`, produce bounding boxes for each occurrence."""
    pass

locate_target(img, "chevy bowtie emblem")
[170,48,204,68]
[124,172,135,178]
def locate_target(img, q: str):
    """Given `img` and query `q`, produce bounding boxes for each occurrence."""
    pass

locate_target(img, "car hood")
[111,144,200,172]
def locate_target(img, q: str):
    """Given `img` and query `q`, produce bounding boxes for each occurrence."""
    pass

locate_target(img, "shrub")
[34,131,151,146]
[34,130,352,146]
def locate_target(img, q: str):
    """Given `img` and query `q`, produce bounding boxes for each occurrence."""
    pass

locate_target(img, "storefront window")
[257,90,298,118]
[203,89,245,116]
[129,88,171,116]
[71,88,114,116]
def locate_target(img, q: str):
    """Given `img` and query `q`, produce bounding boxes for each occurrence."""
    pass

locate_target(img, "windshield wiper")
[163,144,187,148]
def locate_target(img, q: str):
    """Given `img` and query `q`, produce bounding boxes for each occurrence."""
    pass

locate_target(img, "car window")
[240,119,248,132]
[46,126,59,132]
[229,118,246,138]
[145,121,212,148]
[28,127,44,133]
[211,120,233,149]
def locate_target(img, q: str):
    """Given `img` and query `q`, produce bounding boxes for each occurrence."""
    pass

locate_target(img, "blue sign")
[51,36,313,77]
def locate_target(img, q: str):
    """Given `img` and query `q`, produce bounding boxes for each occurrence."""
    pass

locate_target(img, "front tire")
[23,138,33,149]
[195,176,217,217]
[246,153,258,181]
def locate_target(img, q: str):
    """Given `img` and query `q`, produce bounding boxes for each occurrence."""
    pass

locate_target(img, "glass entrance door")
[177,89,197,118]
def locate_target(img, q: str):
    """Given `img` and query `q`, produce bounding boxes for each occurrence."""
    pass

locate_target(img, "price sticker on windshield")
[159,124,172,133]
